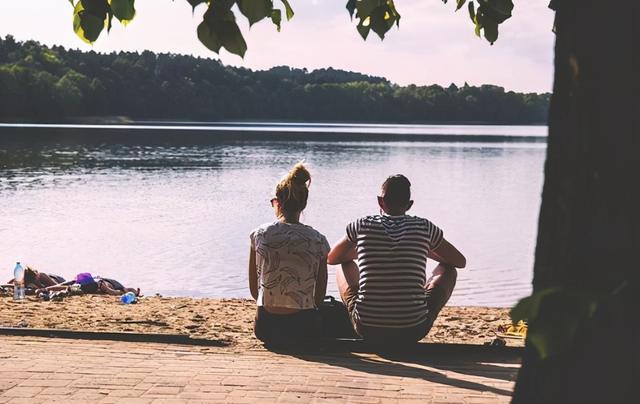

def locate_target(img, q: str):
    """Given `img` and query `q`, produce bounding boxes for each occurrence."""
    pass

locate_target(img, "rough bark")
[513,1,639,403]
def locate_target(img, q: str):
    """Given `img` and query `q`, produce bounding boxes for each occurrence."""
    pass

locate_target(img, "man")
[328,174,466,343]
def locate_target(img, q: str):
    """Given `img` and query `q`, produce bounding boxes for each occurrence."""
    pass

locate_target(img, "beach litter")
[495,320,528,339]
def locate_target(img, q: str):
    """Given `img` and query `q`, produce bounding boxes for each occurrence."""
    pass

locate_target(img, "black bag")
[318,296,360,339]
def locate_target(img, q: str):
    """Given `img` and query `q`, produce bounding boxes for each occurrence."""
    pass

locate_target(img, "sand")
[0,294,524,349]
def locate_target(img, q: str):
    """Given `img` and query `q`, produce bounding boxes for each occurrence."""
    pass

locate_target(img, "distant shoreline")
[0,122,548,144]
[0,117,549,126]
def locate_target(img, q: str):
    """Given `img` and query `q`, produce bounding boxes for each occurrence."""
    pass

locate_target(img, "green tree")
[0,36,548,123]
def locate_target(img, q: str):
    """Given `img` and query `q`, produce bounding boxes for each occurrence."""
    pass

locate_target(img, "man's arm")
[248,246,259,300]
[327,236,357,265]
[428,238,466,268]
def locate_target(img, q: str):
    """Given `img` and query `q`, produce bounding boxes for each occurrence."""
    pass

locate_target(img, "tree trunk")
[513,1,639,403]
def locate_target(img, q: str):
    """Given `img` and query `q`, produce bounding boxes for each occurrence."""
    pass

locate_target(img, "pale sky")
[0,0,555,93]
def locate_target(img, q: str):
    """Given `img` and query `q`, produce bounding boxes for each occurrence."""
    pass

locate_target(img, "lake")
[0,123,546,307]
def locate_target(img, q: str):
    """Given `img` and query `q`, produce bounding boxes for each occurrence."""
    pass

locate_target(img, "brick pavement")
[0,336,519,403]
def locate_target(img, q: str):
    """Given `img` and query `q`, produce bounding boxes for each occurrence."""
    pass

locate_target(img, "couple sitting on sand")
[249,163,466,346]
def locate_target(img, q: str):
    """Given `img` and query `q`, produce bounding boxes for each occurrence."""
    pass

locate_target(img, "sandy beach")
[0,294,523,350]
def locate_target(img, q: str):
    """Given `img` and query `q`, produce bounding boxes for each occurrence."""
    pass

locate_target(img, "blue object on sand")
[120,292,137,304]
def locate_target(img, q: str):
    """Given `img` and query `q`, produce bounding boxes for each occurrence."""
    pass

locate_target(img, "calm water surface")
[0,124,546,307]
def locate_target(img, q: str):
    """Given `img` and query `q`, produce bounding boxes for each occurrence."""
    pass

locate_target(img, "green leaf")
[511,288,599,360]
[81,0,109,16]
[356,0,381,20]
[468,1,475,23]
[353,0,400,40]
[107,8,113,31]
[511,288,559,324]
[238,0,273,26]
[186,0,208,10]
[270,9,282,31]
[346,0,356,19]
[473,14,482,37]
[198,3,247,57]
[217,21,247,57]
[109,0,135,22]
[483,18,498,44]
[73,0,108,43]
[197,20,221,53]
[280,0,294,20]
[456,0,466,11]
[369,6,395,39]
[482,0,513,23]
[356,19,371,40]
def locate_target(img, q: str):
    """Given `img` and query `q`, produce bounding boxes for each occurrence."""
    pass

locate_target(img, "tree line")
[0,35,549,123]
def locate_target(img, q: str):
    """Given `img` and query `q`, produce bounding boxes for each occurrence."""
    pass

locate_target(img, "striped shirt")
[346,214,444,328]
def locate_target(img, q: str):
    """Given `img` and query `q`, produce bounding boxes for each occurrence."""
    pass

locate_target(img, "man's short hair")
[381,174,411,207]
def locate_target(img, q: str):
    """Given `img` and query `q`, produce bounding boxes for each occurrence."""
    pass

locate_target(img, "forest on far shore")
[0,36,550,124]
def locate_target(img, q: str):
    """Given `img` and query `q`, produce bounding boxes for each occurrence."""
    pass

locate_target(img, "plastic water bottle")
[13,262,25,301]
[120,291,137,304]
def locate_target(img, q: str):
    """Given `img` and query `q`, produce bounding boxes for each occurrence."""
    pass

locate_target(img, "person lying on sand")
[3,266,66,294]
[248,162,330,346]
[36,272,140,297]
[328,174,466,344]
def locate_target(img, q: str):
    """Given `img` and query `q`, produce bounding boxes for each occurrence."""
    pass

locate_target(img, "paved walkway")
[0,336,519,403]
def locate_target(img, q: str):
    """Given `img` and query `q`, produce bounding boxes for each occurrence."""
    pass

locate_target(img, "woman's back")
[249,162,329,346]
[251,221,329,310]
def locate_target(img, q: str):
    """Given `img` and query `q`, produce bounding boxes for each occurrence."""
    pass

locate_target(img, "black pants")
[254,307,320,346]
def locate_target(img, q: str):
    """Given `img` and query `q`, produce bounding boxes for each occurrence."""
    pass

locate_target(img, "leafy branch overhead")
[70,0,294,57]
[69,0,513,57]
[458,0,514,44]
[345,0,401,40]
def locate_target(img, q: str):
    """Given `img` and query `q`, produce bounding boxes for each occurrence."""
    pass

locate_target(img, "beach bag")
[318,296,360,339]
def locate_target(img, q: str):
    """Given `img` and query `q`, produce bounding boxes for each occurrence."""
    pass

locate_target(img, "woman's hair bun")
[290,162,311,185]
[275,162,311,219]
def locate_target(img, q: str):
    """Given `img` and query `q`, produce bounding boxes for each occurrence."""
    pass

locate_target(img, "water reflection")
[0,136,544,306]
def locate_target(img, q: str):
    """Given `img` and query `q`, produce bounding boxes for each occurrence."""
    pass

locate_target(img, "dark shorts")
[343,285,449,344]
[79,281,99,294]
[101,278,125,291]
[254,307,320,346]
[48,274,66,284]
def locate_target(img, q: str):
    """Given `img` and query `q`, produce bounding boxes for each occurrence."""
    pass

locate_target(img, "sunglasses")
[270,197,278,207]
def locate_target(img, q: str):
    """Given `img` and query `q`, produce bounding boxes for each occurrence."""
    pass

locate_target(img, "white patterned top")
[250,221,330,310]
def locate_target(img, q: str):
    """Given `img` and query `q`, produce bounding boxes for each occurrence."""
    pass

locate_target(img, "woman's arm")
[35,284,70,294]
[327,236,357,265]
[314,258,328,307]
[248,246,259,301]
[427,238,466,268]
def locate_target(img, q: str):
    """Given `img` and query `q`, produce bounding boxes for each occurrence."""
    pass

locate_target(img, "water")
[0,123,546,307]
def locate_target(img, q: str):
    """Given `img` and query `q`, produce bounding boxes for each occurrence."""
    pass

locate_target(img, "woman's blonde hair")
[275,162,311,220]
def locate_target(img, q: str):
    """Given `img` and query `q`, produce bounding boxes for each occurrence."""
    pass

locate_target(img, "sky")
[0,1,555,93]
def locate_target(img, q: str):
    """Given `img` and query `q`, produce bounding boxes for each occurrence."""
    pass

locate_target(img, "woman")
[3,266,65,294]
[35,272,140,297]
[249,162,330,346]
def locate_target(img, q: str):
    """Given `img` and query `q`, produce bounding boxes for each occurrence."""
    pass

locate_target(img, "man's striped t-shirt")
[346,214,444,328]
